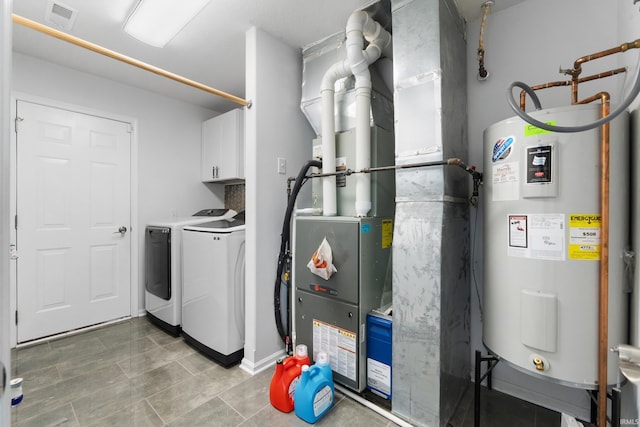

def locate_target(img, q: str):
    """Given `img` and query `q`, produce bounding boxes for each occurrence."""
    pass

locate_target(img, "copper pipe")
[597,92,610,427]
[519,80,570,110]
[572,67,627,106]
[574,40,640,71]
[574,90,611,427]
[12,14,251,108]
[477,1,493,80]
[519,68,626,111]
[579,67,627,84]
[574,91,611,427]
[576,92,608,105]
[568,40,640,103]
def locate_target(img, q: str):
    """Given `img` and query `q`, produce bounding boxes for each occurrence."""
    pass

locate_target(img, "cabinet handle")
[215,166,219,178]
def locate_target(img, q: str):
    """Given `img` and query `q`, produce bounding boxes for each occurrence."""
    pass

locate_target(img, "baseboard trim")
[239,348,286,376]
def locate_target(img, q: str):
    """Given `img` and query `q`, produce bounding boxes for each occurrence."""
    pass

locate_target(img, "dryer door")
[145,227,171,299]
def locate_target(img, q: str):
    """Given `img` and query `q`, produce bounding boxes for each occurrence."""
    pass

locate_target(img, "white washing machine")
[181,215,246,367]
[145,208,236,336]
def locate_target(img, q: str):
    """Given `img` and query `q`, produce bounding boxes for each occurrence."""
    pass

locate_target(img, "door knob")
[113,226,127,235]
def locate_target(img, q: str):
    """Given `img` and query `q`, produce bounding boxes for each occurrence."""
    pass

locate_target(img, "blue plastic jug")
[314,351,334,395]
[293,358,335,424]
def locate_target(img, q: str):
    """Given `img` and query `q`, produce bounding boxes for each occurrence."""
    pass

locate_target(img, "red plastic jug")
[269,344,311,412]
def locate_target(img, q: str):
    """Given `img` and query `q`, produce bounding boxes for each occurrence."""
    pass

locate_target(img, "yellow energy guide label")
[568,214,601,260]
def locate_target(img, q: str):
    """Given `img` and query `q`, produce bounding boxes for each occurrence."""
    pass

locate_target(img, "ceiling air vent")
[44,0,78,31]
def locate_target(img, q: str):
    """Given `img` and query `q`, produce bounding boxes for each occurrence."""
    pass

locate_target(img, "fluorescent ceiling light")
[123,0,210,48]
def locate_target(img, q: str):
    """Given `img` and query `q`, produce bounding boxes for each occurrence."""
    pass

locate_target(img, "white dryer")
[145,209,235,335]
[181,215,246,367]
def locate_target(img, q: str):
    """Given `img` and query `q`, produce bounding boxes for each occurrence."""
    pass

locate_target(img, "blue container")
[314,351,335,395]
[294,363,334,424]
[366,312,392,399]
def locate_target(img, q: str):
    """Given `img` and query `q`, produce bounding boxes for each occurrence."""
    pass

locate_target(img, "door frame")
[9,92,139,347]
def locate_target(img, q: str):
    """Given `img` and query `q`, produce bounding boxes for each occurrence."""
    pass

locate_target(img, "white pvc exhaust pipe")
[320,61,351,217]
[320,10,391,217]
[347,11,391,217]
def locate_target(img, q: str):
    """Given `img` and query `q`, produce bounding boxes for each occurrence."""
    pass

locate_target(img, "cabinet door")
[201,109,244,182]
[201,115,221,181]
[217,109,243,180]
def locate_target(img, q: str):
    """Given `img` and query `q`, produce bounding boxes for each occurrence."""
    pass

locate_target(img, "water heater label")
[492,136,514,162]
[492,162,519,201]
[508,213,565,261]
[526,145,552,184]
[568,214,601,260]
[524,121,556,136]
[508,215,528,248]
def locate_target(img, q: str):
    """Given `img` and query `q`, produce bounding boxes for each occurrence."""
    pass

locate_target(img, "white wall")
[618,1,640,112]
[466,0,640,420]
[1,1,12,425]
[12,52,224,314]
[242,27,314,374]
[619,2,640,421]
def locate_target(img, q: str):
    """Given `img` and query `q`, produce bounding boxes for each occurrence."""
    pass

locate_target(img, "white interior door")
[15,100,131,343]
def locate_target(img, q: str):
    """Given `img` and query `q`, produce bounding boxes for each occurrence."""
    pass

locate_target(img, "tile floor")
[10,317,400,426]
[9,316,565,427]
[451,385,563,427]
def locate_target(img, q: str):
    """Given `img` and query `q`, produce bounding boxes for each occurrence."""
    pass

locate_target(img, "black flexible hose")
[274,160,322,346]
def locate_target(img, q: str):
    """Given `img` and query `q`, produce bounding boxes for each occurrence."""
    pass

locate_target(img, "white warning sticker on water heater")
[507,213,565,261]
[492,162,519,201]
[312,319,356,381]
[508,215,527,248]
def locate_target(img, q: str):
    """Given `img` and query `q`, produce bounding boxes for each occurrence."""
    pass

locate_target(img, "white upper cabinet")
[201,108,244,182]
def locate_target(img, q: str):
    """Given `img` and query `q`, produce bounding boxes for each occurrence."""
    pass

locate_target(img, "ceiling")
[12,0,526,113]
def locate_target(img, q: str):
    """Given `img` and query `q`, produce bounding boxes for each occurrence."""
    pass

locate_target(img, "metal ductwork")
[391,0,470,425]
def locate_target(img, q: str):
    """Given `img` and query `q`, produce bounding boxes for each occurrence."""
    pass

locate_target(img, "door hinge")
[14,214,17,230]
[14,116,23,133]
[127,123,133,133]
[15,311,18,325]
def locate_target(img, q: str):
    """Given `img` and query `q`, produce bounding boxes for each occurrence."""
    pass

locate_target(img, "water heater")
[482,104,629,387]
